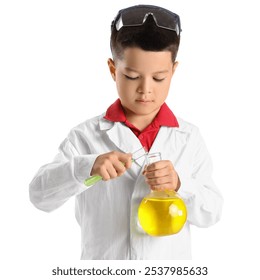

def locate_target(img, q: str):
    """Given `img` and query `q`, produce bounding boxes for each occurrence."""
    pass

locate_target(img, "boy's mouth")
[136,99,153,103]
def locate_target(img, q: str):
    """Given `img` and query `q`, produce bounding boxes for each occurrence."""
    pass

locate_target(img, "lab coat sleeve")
[178,128,223,228]
[29,137,98,212]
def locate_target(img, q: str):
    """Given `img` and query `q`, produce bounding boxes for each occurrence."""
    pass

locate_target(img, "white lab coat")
[29,113,223,260]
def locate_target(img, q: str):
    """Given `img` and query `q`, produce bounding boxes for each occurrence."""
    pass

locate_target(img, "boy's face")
[108,47,178,120]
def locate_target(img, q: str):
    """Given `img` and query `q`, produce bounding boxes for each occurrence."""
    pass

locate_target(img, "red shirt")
[104,99,179,151]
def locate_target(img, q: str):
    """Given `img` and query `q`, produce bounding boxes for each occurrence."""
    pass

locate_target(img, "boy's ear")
[107,58,116,81]
[172,61,179,76]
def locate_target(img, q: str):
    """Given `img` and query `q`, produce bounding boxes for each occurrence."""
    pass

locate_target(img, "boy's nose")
[137,78,152,94]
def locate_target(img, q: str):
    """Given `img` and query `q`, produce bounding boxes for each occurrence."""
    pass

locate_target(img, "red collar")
[104,99,179,128]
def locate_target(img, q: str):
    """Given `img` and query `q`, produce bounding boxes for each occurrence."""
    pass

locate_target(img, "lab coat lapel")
[99,117,146,168]
[149,127,173,156]
[149,126,188,162]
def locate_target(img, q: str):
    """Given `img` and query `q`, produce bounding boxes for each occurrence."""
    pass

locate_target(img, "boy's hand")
[90,151,132,181]
[143,160,181,191]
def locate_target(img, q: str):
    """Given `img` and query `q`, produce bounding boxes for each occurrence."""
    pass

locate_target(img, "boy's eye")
[153,77,165,82]
[124,74,165,82]
[124,75,139,80]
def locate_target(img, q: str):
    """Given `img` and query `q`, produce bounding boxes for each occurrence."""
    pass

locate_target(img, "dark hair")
[110,15,180,62]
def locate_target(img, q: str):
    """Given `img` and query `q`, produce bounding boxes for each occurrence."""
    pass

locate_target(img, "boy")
[29,4,223,260]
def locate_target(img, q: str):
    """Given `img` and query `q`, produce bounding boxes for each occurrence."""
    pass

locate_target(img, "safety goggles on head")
[111,4,181,36]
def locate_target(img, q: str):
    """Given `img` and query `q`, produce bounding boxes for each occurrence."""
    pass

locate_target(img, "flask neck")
[145,152,161,165]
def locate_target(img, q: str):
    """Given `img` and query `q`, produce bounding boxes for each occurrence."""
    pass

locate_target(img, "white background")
[1,0,259,279]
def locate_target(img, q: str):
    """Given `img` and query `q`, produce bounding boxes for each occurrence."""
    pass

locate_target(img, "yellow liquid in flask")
[138,192,187,236]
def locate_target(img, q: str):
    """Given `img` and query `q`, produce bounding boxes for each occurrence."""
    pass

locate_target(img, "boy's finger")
[118,153,132,169]
[145,160,172,172]
[100,169,111,181]
[146,174,173,186]
[125,153,133,169]
[145,167,168,179]
[145,161,164,171]
[113,161,126,176]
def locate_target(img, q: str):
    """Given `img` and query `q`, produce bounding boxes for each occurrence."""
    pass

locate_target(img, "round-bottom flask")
[138,152,187,236]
